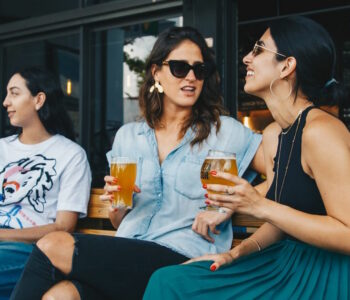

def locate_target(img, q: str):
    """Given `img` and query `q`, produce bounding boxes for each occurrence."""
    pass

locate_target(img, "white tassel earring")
[149,81,164,94]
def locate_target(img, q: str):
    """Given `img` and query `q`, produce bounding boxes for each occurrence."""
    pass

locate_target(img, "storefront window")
[90,17,182,186]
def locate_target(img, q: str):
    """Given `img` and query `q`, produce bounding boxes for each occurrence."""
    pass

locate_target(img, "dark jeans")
[10,234,188,300]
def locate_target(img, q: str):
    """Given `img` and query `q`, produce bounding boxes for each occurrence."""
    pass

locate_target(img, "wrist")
[255,197,272,220]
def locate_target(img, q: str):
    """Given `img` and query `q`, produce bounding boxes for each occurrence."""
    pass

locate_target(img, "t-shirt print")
[0,154,56,228]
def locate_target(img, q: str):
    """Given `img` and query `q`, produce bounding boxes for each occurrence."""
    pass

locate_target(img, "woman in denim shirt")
[11,27,264,300]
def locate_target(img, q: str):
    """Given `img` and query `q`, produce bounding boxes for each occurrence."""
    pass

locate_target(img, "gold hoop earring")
[149,81,164,94]
[269,78,292,100]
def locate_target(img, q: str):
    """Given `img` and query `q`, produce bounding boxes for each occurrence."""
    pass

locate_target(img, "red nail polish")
[210,265,217,271]
[210,170,217,175]
[203,184,207,189]
[205,200,210,204]
[113,178,118,183]
[204,193,208,198]
[116,186,121,191]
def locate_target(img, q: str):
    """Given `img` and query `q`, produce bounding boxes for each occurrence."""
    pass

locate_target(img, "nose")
[243,51,253,65]
[3,95,9,108]
[185,69,196,81]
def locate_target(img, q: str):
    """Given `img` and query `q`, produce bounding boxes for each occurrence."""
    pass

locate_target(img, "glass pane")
[3,34,80,139]
[0,0,80,25]
[90,17,182,186]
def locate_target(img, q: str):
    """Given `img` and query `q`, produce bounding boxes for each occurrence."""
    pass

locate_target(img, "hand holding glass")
[200,150,238,211]
[110,156,137,209]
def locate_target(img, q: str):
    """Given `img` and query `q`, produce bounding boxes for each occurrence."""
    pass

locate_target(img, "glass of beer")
[110,156,137,209]
[200,150,238,211]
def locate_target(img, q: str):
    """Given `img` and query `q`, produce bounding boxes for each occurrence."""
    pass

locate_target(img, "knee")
[42,280,80,300]
[37,231,74,259]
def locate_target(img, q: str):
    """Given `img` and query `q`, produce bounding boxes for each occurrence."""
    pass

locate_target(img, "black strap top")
[266,106,326,215]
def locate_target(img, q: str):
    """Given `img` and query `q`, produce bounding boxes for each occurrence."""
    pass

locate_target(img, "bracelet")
[244,237,261,251]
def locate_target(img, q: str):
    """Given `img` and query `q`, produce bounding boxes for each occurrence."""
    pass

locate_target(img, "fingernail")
[204,194,208,198]
[205,200,210,205]
[202,184,207,189]
[116,186,121,191]
[210,170,217,175]
[110,195,115,200]
[210,265,217,271]
[113,178,118,183]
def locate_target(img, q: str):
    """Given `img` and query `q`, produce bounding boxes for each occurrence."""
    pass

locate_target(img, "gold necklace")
[274,110,303,203]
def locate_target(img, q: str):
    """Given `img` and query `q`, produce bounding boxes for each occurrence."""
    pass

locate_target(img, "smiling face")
[3,73,39,128]
[154,39,205,110]
[243,29,286,99]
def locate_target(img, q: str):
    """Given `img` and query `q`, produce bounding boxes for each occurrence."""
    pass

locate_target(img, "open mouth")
[181,86,196,92]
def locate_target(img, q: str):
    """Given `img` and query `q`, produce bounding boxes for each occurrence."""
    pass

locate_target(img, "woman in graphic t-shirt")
[0,66,91,298]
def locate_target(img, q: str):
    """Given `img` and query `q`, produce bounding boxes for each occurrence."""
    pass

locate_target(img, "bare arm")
[260,116,350,253]
[0,211,78,243]
[206,115,350,254]
[249,142,265,175]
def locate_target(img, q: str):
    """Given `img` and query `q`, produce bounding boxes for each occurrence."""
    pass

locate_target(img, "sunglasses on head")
[162,60,212,80]
[252,40,286,58]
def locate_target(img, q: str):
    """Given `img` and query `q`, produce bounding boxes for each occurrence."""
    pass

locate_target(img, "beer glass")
[110,156,137,209]
[200,150,238,211]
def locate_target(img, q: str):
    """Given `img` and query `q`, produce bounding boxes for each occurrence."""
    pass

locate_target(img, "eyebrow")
[257,40,266,46]
[8,86,20,92]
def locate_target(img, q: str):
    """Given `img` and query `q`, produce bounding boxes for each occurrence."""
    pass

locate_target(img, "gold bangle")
[245,237,261,251]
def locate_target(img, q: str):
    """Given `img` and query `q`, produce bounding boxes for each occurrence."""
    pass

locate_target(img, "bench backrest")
[78,188,264,246]
[77,188,115,236]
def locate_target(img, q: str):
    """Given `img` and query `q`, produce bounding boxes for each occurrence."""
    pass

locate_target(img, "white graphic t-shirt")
[0,134,91,229]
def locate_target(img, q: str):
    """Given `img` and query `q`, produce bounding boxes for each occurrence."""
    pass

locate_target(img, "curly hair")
[139,26,228,146]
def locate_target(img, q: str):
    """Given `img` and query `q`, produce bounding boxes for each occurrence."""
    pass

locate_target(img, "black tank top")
[266,106,326,215]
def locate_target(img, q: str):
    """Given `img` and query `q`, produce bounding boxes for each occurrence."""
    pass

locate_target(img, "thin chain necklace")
[274,109,303,203]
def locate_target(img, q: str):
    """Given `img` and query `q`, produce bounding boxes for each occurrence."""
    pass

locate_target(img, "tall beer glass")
[110,156,137,209]
[200,150,238,211]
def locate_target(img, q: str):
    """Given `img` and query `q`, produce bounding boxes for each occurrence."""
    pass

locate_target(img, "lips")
[181,86,196,92]
[7,111,15,118]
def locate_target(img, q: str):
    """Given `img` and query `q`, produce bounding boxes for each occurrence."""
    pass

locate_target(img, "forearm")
[0,222,74,243]
[260,199,350,254]
[109,209,129,230]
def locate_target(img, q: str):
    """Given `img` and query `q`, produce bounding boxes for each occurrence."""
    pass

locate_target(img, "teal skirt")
[143,239,350,300]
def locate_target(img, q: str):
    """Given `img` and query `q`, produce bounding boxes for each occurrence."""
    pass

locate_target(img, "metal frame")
[0,0,182,40]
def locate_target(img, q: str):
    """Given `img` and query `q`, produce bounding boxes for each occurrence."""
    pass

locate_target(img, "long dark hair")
[139,26,228,146]
[14,66,75,141]
[269,16,347,106]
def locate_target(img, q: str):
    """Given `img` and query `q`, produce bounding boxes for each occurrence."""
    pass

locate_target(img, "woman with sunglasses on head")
[143,16,350,299]
[11,27,264,300]
[0,66,91,298]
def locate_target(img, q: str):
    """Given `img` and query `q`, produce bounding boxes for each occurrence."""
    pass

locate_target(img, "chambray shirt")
[106,116,261,258]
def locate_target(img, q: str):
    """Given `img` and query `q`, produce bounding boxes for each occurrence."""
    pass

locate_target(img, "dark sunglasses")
[162,60,212,80]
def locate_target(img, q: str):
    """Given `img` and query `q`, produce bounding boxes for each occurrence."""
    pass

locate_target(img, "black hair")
[13,66,76,141]
[139,26,228,146]
[269,16,347,106]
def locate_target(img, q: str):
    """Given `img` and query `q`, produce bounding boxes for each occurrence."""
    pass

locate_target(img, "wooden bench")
[77,188,116,236]
[78,188,264,246]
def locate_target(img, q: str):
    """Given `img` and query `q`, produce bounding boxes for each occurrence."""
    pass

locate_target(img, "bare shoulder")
[303,109,350,148]
[262,121,281,143]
